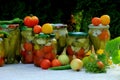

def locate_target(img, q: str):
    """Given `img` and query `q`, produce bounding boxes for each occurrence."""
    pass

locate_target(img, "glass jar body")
[1,24,21,64]
[0,37,5,66]
[33,33,57,67]
[66,32,90,60]
[53,24,68,55]
[20,28,34,64]
[88,24,110,51]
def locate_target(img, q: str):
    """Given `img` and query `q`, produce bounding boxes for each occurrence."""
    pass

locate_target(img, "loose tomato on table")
[23,15,39,27]
[51,59,61,67]
[40,59,51,69]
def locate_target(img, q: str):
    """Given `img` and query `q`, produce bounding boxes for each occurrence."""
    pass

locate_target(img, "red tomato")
[35,49,44,58]
[97,61,104,69]
[51,59,61,67]
[40,59,51,69]
[75,47,85,59]
[23,42,33,51]
[33,25,42,34]
[33,56,43,67]
[92,17,101,26]
[44,52,56,61]
[43,45,53,53]
[66,45,74,55]
[24,52,33,63]
[0,57,4,67]
[24,15,39,27]
[98,30,109,41]
[20,50,27,57]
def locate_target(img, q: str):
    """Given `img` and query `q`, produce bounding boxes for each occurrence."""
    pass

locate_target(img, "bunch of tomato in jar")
[32,33,57,67]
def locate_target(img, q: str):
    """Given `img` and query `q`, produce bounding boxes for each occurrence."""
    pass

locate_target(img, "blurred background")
[0,0,120,38]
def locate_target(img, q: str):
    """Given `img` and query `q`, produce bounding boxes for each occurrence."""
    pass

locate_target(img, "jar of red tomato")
[33,33,56,67]
[88,24,110,51]
[20,27,34,64]
[66,32,90,60]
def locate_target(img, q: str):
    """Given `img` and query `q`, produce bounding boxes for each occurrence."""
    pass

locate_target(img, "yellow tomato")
[100,15,110,26]
[42,23,53,34]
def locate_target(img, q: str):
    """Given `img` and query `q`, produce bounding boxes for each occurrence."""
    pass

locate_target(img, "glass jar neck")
[88,24,109,29]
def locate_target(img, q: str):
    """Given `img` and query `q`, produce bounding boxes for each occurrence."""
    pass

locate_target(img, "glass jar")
[33,33,57,67]
[52,23,68,55]
[0,33,5,66]
[88,24,110,51]
[20,27,34,64]
[66,32,90,60]
[1,24,21,64]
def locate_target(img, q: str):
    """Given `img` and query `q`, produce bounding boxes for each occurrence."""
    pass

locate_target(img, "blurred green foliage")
[0,0,120,38]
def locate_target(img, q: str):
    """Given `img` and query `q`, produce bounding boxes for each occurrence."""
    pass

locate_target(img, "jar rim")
[88,24,109,29]
[68,32,88,36]
[51,23,67,29]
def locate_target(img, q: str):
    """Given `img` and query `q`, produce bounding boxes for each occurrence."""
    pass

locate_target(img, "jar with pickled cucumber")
[88,24,110,51]
[1,24,21,64]
[20,27,34,64]
[66,32,90,60]
[33,33,57,67]
[52,23,68,55]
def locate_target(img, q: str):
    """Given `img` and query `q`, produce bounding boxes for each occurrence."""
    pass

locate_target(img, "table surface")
[0,63,120,80]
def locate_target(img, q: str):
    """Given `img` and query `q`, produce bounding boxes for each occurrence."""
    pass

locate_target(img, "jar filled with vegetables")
[0,32,5,66]
[52,24,68,55]
[66,32,90,60]
[20,27,34,64]
[88,24,110,51]
[33,33,56,67]
[1,24,21,64]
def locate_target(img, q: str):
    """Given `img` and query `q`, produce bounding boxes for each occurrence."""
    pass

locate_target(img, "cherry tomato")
[43,45,53,53]
[76,47,85,59]
[66,45,74,55]
[97,61,104,69]
[44,52,56,61]
[51,59,61,67]
[92,17,101,26]
[33,25,42,34]
[40,59,51,69]
[23,42,33,51]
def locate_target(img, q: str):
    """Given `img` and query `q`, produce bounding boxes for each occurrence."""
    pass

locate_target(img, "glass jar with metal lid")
[20,27,34,64]
[88,24,110,51]
[66,32,90,60]
[52,23,68,55]
[33,33,57,67]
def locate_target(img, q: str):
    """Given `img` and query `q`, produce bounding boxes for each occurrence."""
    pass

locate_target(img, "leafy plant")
[105,37,120,64]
